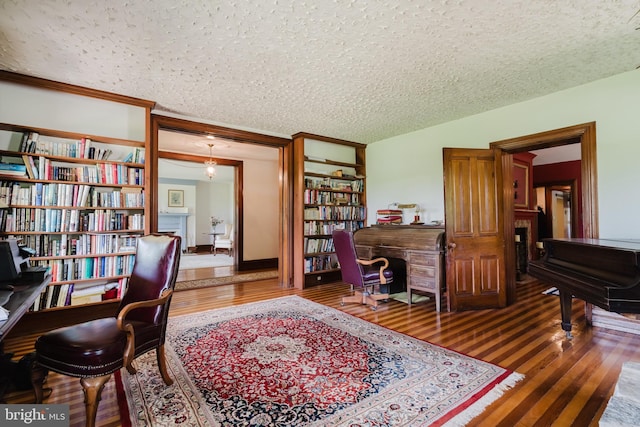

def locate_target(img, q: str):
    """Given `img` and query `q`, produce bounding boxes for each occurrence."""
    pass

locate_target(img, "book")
[82,138,92,159]
[0,163,27,172]
[26,132,39,153]
[18,132,29,152]
[22,155,35,179]
[376,209,403,215]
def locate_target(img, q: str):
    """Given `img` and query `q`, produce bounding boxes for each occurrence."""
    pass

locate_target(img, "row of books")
[303,237,335,254]
[303,221,364,236]
[123,148,145,164]
[7,233,138,257]
[2,181,144,208]
[3,207,145,233]
[3,182,92,206]
[304,177,364,192]
[304,189,361,205]
[31,278,128,311]
[93,188,144,208]
[50,234,138,256]
[18,133,110,160]
[32,254,135,283]
[30,157,144,185]
[303,205,366,220]
[18,132,144,164]
[304,254,338,273]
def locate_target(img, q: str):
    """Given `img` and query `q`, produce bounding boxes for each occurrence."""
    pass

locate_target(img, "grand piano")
[528,238,640,338]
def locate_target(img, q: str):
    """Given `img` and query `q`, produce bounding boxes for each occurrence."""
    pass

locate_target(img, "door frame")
[149,114,293,283]
[489,122,598,304]
[157,150,243,260]
[539,180,578,238]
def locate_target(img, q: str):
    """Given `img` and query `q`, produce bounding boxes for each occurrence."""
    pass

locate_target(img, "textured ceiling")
[1,1,639,144]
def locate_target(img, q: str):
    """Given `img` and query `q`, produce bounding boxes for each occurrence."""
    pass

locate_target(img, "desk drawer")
[410,264,437,279]
[409,277,438,292]
[409,253,439,266]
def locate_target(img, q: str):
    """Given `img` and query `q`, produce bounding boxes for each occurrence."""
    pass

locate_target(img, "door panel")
[444,148,506,311]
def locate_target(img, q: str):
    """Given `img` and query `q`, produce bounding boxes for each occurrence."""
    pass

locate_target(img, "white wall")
[243,158,279,260]
[366,69,640,239]
[0,81,146,141]
[195,180,233,246]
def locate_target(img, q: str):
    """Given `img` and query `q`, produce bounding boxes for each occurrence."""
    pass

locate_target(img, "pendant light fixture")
[204,143,216,180]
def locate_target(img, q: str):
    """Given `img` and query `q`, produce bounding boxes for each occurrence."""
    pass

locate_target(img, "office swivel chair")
[332,229,394,310]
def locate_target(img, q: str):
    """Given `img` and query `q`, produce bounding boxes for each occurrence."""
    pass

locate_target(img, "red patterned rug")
[117,296,522,426]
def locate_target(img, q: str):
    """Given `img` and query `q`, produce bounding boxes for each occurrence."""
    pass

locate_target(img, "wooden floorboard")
[4,276,640,426]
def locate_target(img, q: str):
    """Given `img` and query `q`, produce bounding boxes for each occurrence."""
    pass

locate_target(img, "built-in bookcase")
[293,133,366,288]
[0,72,152,316]
[0,124,148,311]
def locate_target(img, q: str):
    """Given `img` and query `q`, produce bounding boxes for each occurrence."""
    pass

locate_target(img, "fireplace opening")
[515,227,528,281]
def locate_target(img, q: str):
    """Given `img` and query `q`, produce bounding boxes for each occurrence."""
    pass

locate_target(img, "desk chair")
[33,234,181,427]
[332,229,394,310]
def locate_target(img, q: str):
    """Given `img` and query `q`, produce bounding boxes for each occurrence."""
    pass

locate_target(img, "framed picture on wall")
[513,163,529,208]
[168,189,184,207]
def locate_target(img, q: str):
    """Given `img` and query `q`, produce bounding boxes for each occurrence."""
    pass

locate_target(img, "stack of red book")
[376,209,403,224]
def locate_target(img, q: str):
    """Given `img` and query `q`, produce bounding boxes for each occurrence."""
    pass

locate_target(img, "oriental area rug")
[116,296,523,426]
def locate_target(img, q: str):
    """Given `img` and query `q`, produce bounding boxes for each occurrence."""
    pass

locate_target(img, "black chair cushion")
[35,318,159,378]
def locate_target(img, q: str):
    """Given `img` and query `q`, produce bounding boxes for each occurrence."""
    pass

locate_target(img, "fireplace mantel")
[515,209,538,261]
[158,213,189,252]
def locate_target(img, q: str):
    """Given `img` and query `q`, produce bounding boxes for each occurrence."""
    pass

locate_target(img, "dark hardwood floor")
[5,276,640,426]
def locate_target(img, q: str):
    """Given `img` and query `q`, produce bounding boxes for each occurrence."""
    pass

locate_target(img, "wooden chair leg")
[30,363,48,403]
[341,291,366,305]
[80,375,111,427]
[156,344,173,386]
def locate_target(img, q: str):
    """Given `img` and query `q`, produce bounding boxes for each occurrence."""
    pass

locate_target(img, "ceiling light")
[204,143,216,180]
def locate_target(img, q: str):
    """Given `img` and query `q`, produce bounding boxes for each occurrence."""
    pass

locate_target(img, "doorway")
[490,122,598,304]
[150,114,292,286]
[550,187,572,237]
[535,181,577,239]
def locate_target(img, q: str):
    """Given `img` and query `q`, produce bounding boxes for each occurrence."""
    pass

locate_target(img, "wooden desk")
[354,226,447,312]
[1,274,51,401]
[1,275,51,342]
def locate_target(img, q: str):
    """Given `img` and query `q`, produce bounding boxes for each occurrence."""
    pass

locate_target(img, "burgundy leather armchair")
[332,229,394,310]
[33,234,181,427]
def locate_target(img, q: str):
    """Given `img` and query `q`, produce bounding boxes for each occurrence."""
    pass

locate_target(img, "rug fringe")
[443,372,525,426]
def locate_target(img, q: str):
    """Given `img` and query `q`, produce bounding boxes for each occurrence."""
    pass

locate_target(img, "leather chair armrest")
[117,289,173,370]
[116,289,173,329]
[357,257,390,284]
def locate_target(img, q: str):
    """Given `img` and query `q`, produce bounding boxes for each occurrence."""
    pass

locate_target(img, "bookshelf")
[293,133,366,288]
[0,123,148,312]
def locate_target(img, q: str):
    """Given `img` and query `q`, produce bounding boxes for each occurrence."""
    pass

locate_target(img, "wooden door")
[443,148,506,311]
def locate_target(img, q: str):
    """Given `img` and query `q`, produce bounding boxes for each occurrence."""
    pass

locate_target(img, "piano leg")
[559,290,574,339]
